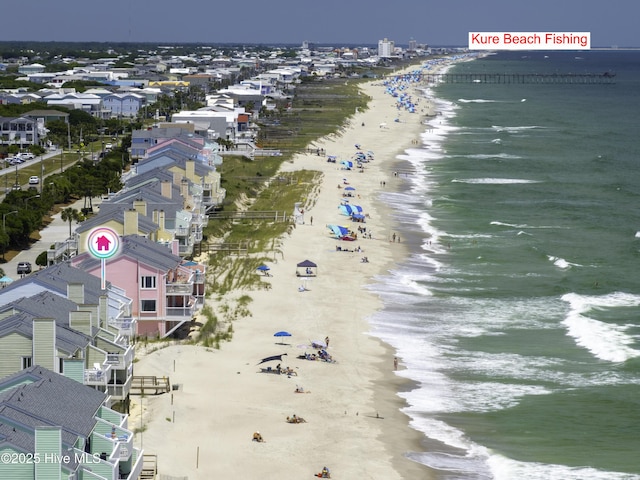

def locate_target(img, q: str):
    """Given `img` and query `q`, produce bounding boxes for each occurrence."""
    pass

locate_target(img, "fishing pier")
[413,72,616,85]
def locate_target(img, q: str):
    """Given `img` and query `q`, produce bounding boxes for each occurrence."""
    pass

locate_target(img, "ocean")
[369,50,640,479]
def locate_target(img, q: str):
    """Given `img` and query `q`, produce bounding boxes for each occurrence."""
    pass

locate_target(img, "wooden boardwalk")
[208,210,288,221]
[194,241,249,256]
[131,376,171,395]
[140,454,158,479]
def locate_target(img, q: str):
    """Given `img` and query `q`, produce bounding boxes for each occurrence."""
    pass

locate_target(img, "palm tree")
[60,207,82,239]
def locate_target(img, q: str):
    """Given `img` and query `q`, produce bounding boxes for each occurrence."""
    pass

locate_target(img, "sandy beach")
[130,60,455,479]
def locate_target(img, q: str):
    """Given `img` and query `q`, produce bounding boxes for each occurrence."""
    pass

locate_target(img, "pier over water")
[407,73,616,85]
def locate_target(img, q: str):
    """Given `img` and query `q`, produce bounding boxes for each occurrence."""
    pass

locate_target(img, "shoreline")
[130,58,464,479]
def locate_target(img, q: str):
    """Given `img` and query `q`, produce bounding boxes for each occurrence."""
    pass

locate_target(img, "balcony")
[46,238,78,265]
[166,282,193,294]
[106,374,133,401]
[105,344,135,370]
[84,364,112,385]
[166,304,196,318]
[178,242,194,256]
[122,448,145,480]
[108,316,135,337]
[191,212,209,228]
[174,226,190,238]
[193,270,205,284]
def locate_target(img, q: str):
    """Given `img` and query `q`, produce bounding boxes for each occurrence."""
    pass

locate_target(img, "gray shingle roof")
[75,234,181,272]
[136,149,215,177]
[0,263,107,305]
[75,206,159,234]
[99,187,182,220]
[123,167,176,188]
[0,366,106,465]
[8,291,81,323]
[0,307,92,355]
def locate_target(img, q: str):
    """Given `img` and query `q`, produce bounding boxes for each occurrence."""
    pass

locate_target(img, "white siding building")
[378,38,395,58]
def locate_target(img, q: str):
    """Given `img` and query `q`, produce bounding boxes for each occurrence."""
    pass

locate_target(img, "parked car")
[29,176,40,184]
[105,143,113,150]
[11,183,21,191]
[17,152,35,160]
[17,262,32,275]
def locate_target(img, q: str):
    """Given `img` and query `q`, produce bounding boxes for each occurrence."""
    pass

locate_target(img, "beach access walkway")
[131,375,171,395]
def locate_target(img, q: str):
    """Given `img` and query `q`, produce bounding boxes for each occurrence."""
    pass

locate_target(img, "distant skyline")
[1,0,637,48]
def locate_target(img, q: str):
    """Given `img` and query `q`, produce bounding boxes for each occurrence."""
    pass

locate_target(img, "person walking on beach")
[394,357,398,370]
[325,336,330,347]
[310,215,313,226]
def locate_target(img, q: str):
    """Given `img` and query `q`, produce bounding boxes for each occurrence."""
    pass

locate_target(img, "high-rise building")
[378,38,395,58]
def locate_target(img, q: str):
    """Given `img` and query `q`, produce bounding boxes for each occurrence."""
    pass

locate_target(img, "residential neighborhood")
[0,38,439,480]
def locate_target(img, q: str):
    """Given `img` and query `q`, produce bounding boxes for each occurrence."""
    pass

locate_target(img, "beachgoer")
[394,357,398,370]
[325,336,330,347]
[252,431,265,442]
[310,215,313,225]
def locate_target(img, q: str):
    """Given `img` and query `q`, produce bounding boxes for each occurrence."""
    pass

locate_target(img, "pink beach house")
[72,235,205,338]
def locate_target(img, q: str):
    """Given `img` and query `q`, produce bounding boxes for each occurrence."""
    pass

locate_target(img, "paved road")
[0,149,63,200]
[1,196,101,281]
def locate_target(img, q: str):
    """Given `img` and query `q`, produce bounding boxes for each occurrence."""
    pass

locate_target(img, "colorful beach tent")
[341,160,354,169]
[338,204,363,216]
[327,224,350,238]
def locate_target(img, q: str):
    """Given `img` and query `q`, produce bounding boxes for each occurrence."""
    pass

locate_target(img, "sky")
[0,0,637,48]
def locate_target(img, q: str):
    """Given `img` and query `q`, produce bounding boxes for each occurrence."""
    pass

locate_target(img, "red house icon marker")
[96,235,112,252]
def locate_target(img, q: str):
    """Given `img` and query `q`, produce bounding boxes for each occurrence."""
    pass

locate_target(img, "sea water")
[369,50,640,479]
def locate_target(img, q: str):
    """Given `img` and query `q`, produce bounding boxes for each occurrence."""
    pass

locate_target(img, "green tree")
[60,207,83,239]
[44,119,69,148]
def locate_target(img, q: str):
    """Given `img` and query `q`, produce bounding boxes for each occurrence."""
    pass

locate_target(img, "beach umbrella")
[344,186,356,191]
[257,353,287,365]
[274,331,292,337]
[311,340,327,349]
[0,275,13,284]
[256,265,270,271]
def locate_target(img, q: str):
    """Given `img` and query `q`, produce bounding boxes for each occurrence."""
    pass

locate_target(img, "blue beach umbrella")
[274,331,292,337]
[256,265,270,271]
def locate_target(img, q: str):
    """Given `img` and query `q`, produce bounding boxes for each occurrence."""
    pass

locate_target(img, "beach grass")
[198,78,377,345]
[257,79,371,152]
